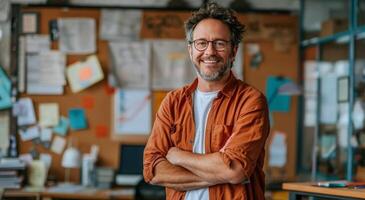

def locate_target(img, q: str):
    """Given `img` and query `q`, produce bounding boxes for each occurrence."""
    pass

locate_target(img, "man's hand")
[166,147,181,165]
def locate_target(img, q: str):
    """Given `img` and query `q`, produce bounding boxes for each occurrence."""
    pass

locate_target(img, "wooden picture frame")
[20,12,39,34]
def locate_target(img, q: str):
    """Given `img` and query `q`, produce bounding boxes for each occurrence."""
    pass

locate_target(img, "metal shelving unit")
[299,0,365,181]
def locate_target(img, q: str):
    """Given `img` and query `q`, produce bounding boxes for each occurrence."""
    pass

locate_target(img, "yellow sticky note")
[39,103,59,127]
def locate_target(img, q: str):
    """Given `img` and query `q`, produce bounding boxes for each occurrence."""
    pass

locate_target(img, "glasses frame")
[189,39,231,51]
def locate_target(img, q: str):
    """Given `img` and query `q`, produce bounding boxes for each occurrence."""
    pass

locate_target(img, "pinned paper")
[40,153,52,169]
[51,135,66,154]
[19,126,40,141]
[95,125,108,138]
[39,103,59,127]
[269,131,287,167]
[67,55,104,93]
[53,116,69,136]
[68,108,87,130]
[13,98,36,126]
[40,128,52,142]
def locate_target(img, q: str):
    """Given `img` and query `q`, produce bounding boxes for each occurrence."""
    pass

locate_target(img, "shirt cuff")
[143,156,165,183]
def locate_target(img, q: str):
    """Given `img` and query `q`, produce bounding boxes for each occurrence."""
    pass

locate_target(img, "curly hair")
[184,1,245,47]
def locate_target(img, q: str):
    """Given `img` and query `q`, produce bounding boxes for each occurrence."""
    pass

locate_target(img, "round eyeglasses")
[190,39,231,51]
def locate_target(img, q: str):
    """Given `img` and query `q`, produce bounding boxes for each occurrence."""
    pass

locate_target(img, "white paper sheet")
[0,0,10,21]
[14,98,36,126]
[66,55,104,93]
[151,40,195,90]
[27,51,66,87]
[39,103,59,127]
[114,89,151,135]
[18,36,26,92]
[0,112,9,154]
[0,22,10,71]
[25,35,50,53]
[19,125,40,141]
[58,18,96,54]
[40,153,52,169]
[320,74,338,124]
[51,135,66,154]
[40,127,53,141]
[108,41,150,88]
[100,9,142,41]
[269,131,287,167]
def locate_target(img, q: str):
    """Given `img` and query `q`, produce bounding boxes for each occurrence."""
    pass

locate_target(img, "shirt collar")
[183,71,238,98]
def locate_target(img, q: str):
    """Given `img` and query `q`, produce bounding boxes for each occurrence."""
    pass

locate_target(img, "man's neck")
[197,72,230,92]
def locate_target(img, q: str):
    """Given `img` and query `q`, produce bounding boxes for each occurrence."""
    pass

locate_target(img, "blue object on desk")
[68,108,87,130]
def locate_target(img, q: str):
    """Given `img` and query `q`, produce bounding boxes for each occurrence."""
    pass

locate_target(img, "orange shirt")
[144,73,270,200]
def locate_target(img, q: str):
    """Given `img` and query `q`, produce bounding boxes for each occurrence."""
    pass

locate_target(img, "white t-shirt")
[185,89,218,200]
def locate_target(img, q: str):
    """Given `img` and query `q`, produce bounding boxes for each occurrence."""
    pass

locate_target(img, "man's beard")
[193,58,232,81]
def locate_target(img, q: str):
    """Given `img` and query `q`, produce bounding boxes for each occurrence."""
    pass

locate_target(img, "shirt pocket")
[170,123,186,149]
[211,124,233,152]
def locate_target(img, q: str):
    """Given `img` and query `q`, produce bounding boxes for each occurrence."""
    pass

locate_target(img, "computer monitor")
[116,144,145,186]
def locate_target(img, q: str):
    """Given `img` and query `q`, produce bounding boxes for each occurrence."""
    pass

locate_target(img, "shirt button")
[189,140,193,144]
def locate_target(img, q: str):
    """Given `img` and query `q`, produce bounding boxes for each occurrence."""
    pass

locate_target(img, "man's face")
[188,18,237,81]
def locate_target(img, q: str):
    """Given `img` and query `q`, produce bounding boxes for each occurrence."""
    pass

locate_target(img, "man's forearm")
[150,159,219,186]
[165,181,215,191]
[167,149,246,184]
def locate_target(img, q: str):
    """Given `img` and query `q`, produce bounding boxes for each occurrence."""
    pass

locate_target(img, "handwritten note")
[39,103,59,127]
[67,55,104,93]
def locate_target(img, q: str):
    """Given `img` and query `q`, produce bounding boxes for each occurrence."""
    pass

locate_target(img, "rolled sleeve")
[220,94,270,178]
[143,93,173,183]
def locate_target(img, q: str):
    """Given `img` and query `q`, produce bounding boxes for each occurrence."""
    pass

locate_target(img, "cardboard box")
[320,19,348,37]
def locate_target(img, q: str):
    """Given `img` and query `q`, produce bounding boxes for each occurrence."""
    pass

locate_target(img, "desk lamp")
[61,143,80,183]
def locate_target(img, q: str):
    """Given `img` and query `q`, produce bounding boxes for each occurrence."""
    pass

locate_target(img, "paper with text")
[14,98,36,126]
[269,131,287,167]
[114,89,151,135]
[67,55,104,93]
[39,103,59,127]
[58,18,96,54]
[100,9,142,41]
[51,135,66,154]
[151,40,194,89]
[109,41,150,88]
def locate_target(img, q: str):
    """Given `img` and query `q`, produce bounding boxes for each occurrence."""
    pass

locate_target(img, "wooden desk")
[283,182,365,200]
[3,187,134,200]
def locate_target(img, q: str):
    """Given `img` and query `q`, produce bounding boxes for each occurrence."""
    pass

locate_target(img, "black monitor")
[118,144,145,175]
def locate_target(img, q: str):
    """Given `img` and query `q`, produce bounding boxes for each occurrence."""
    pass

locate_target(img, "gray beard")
[193,59,232,81]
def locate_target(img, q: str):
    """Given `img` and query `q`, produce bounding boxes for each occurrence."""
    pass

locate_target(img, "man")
[143,2,269,200]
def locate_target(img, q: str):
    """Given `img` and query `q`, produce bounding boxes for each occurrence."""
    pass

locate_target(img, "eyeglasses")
[190,39,231,51]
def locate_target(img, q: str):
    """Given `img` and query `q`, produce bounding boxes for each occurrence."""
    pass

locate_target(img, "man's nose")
[204,42,217,55]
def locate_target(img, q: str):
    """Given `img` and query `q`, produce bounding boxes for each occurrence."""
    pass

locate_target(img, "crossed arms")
[149,147,247,191]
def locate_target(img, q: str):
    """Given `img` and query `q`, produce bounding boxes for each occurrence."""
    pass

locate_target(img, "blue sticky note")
[0,66,11,93]
[0,85,11,109]
[53,116,69,136]
[68,108,87,130]
[266,76,291,112]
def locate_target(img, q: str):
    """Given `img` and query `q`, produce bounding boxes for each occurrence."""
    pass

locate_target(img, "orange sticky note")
[95,125,108,138]
[81,96,95,110]
[79,67,92,81]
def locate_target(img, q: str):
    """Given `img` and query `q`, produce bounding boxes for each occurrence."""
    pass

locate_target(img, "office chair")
[134,179,165,200]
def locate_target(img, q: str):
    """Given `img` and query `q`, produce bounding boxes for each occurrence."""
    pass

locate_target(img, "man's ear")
[231,45,238,60]
[188,44,193,60]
